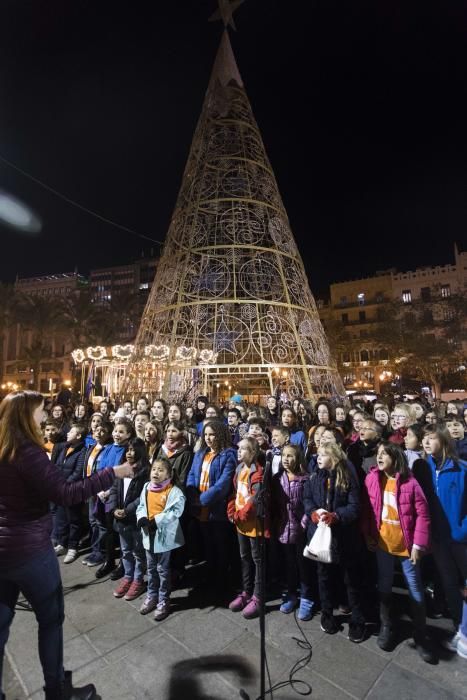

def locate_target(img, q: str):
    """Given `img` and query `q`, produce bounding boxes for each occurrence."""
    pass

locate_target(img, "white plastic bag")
[303,520,333,564]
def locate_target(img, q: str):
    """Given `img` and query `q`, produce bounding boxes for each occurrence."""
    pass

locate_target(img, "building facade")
[1,257,158,394]
[318,244,467,394]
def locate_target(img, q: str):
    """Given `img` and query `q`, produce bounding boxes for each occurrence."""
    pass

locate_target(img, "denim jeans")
[146,550,171,603]
[0,546,65,694]
[238,533,261,597]
[461,601,467,638]
[87,499,105,561]
[118,525,145,582]
[431,540,467,627]
[376,548,424,603]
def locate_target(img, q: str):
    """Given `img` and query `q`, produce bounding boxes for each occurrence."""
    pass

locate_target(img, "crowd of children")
[42,393,467,661]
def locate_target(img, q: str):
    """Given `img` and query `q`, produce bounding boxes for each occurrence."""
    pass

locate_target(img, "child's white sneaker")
[154,601,170,621]
[54,544,66,556]
[63,549,78,564]
[457,633,467,660]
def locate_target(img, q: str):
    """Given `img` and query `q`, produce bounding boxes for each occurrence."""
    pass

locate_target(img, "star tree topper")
[208,0,245,30]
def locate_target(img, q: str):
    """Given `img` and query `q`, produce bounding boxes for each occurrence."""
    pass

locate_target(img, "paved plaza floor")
[4,555,467,700]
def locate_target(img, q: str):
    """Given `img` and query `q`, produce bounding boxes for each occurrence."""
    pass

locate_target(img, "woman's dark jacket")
[0,441,115,565]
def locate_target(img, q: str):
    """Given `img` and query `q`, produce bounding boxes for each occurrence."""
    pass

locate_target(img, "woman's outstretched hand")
[113,462,135,479]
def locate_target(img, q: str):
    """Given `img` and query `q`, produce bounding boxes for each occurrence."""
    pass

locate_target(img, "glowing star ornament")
[208,0,245,30]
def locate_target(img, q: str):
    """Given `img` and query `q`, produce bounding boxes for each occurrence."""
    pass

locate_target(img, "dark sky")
[0,0,466,296]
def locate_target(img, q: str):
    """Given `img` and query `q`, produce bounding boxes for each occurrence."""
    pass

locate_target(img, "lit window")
[357,292,365,305]
[441,284,451,298]
[402,290,412,304]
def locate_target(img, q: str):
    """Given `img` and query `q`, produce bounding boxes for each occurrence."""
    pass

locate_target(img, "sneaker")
[81,552,102,566]
[348,622,366,643]
[124,580,146,601]
[54,544,66,556]
[280,596,298,614]
[154,601,170,621]
[139,597,158,615]
[242,595,260,619]
[457,633,467,660]
[86,556,104,567]
[113,577,132,598]
[320,613,339,634]
[229,591,251,612]
[297,598,314,622]
[442,629,461,652]
[377,623,395,651]
[63,549,78,564]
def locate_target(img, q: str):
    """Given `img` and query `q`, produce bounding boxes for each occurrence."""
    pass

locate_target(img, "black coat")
[155,444,193,489]
[107,462,148,528]
[303,463,362,561]
[51,440,86,483]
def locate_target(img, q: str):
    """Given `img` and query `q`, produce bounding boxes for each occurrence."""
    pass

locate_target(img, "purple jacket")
[0,440,115,565]
[271,469,308,544]
[362,467,430,551]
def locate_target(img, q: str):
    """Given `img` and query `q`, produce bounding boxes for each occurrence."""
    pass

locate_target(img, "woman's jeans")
[118,525,145,582]
[376,548,424,603]
[0,547,65,694]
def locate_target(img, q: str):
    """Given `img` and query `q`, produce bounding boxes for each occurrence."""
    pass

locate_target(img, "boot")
[410,600,436,664]
[377,593,395,651]
[95,531,116,579]
[44,671,96,699]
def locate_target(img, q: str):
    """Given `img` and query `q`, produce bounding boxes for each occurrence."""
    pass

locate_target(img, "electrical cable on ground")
[250,611,312,699]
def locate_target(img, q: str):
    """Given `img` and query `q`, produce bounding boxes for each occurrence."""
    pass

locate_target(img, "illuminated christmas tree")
[123,25,345,403]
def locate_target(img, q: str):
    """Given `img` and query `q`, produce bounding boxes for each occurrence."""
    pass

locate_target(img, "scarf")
[164,435,185,452]
[148,478,172,492]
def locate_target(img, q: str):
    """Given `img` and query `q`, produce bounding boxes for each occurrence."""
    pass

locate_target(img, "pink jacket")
[361,467,430,551]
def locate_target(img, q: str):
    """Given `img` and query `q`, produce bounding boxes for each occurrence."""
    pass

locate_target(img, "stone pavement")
[4,556,467,700]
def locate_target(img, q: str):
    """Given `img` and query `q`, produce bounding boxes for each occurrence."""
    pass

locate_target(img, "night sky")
[0,0,466,297]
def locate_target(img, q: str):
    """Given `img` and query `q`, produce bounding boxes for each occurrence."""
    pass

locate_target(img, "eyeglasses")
[393,414,407,419]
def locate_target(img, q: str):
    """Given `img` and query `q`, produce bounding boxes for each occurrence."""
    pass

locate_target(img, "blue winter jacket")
[97,443,127,471]
[186,447,237,521]
[423,455,467,543]
[289,429,307,454]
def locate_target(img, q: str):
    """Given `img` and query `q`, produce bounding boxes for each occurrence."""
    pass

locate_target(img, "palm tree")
[62,291,100,347]
[17,294,67,390]
[0,283,20,385]
[94,290,141,344]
